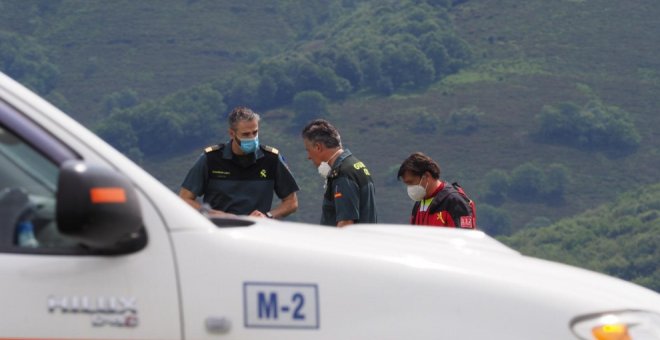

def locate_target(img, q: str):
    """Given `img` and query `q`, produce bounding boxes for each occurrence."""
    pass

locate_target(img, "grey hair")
[227,106,260,130]
[301,119,342,148]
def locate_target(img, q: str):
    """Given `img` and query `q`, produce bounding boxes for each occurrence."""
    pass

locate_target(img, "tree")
[381,41,435,89]
[482,169,510,205]
[420,32,472,78]
[541,163,570,201]
[224,76,258,110]
[258,60,296,106]
[255,76,278,109]
[357,48,385,92]
[0,31,60,95]
[478,204,512,236]
[409,108,440,134]
[292,91,328,128]
[444,106,484,134]
[509,163,544,201]
[333,50,363,88]
[101,89,139,115]
[535,100,641,154]
[165,84,226,148]
[95,116,139,155]
[293,60,351,100]
[131,106,184,154]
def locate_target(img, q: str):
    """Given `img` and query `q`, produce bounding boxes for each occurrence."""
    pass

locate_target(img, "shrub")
[477,204,512,236]
[409,108,441,134]
[525,216,553,228]
[0,31,60,95]
[292,91,328,127]
[508,162,571,202]
[444,106,484,134]
[535,100,641,153]
[482,169,509,205]
[381,41,435,89]
[96,85,226,156]
[508,163,545,201]
[101,89,139,114]
[540,163,570,201]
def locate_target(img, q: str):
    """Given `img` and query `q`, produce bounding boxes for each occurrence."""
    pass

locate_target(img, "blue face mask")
[237,136,259,154]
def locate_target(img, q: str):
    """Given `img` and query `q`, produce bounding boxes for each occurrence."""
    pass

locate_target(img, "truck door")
[0,99,182,339]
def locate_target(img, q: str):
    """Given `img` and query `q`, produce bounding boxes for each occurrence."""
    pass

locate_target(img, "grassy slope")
[500,182,660,292]
[381,0,660,227]
[0,0,306,124]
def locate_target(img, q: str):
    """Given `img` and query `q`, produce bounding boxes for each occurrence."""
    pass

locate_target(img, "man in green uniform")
[301,119,377,227]
[179,106,299,219]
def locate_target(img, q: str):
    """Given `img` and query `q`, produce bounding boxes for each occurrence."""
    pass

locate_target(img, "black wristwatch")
[266,212,274,219]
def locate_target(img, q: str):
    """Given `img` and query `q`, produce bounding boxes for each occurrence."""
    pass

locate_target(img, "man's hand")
[337,220,354,228]
[249,210,268,218]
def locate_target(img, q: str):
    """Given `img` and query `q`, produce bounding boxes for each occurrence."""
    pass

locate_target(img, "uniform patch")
[260,169,267,178]
[334,192,343,198]
[205,144,221,153]
[460,216,473,228]
[211,170,230,178]
[436,212,445,224]
[261,145,279,155]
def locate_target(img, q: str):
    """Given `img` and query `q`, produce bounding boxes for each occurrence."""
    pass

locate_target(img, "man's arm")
[179,187,236,218]
[249,192,298,218]
[331,176,361,227]
[447,194,470,228]
[179,187,201,210]
[271,191,298,218]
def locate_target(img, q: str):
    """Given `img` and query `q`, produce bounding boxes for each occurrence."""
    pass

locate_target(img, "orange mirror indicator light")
[90,187,127,204]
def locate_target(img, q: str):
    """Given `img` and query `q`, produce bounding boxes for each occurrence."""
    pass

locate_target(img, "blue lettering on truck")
[258,292,278,319]
[244,282,319,329]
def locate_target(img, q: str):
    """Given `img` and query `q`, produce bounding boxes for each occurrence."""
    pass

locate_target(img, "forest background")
[1,0,659,291]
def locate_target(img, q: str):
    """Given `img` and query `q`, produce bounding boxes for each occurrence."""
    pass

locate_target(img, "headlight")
[571,310,660,340]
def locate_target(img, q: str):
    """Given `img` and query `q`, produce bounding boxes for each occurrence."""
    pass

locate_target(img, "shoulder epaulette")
[260,144,279,155]
[328,168,340,179]
[204,144,222,153]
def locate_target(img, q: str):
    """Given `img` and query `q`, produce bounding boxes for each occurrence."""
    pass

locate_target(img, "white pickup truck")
[1,71,659,340]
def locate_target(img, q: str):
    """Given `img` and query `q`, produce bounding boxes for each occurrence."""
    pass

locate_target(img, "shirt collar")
[427,180,445,199]
[331,148,352,169]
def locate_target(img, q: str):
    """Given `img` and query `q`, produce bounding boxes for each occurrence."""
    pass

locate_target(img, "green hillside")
[0,0,339,124]
[501,182,660,292]
[1,0,659,290]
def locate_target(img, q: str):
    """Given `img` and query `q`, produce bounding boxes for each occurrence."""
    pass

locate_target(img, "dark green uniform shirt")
[181,141,299,215]
[321,149,377,226]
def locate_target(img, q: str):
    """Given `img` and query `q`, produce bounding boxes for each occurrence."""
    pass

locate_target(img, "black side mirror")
[56,161,145,251]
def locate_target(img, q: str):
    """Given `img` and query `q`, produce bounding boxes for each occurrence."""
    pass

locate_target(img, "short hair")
[227,106,260,130]
[301,119,342,148]
[397,152,441,180]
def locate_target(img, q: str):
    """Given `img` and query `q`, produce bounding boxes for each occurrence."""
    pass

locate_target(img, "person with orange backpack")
[397,152,476,229]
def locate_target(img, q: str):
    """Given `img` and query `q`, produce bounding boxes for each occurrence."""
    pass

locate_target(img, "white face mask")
[407,176,428,201]
[317,149,342,178]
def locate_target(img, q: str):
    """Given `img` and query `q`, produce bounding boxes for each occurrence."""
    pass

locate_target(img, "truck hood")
[173,219,660,339]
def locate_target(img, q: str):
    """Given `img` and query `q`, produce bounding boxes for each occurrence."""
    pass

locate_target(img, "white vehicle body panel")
[1,72,659,339]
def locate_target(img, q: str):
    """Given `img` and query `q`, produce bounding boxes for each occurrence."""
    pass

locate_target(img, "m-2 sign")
[243,282,320,329]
